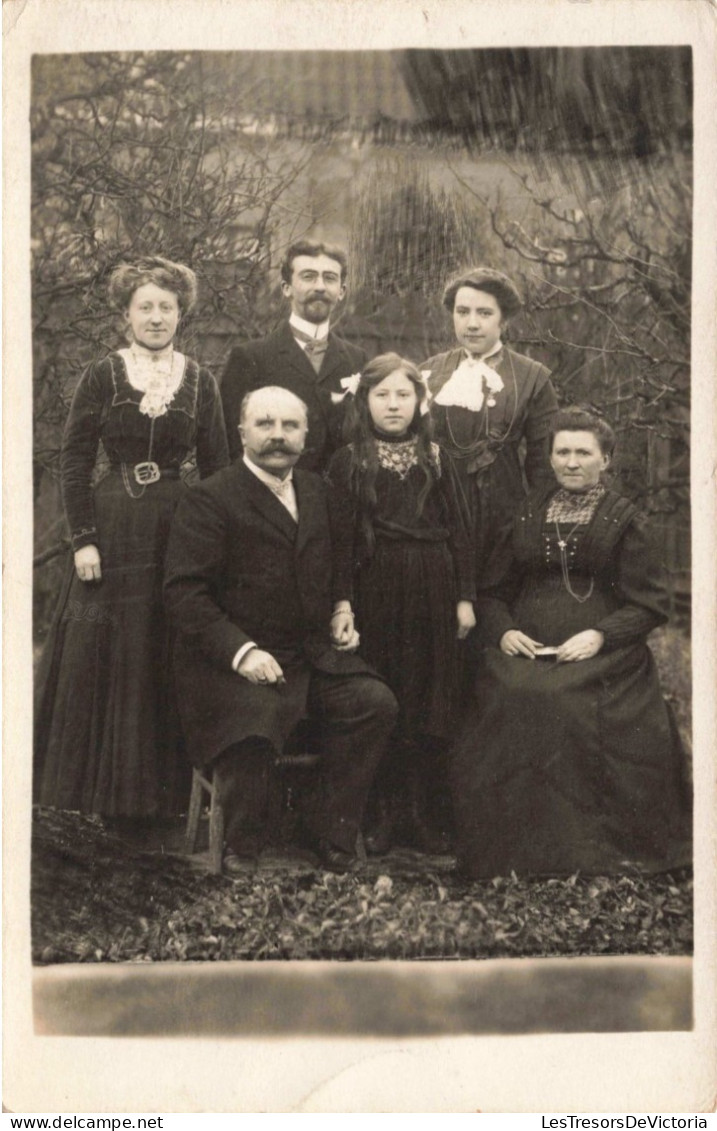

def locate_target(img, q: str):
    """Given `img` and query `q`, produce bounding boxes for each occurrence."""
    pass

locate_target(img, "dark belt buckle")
[134,461,161,485]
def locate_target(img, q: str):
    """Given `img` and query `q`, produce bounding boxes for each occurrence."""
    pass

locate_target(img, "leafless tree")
[32,51,315,489]
[452,157,691,504]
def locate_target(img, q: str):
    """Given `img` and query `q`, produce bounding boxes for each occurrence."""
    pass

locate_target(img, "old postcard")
[4,0,716,1114]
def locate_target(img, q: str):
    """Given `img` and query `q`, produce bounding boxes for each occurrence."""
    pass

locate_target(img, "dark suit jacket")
[220,321,367,471]
[163,459,374,765]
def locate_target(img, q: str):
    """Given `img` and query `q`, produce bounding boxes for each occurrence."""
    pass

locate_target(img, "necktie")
[292,327,329,373]
[267,476,298,522]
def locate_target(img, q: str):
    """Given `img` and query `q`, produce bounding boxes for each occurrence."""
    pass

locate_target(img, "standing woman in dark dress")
[450,408,692,879]
[326,353,476,852]
[422,267,558,584]
[34,256,230,822]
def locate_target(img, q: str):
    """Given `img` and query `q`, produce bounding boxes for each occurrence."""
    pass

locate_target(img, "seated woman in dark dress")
[450,407,692,879]
[34,256,230,824]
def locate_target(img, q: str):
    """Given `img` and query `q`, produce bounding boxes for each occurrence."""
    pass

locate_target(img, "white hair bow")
[419,370,433,415]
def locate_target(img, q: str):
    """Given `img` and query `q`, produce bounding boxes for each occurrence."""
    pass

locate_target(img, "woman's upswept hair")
[550,405,617,457]
[108,255,199,316]
[343,353,438,554]
[442,266,522,320]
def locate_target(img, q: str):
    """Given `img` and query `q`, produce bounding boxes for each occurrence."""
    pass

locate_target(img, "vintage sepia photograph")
[4,0,716,1114]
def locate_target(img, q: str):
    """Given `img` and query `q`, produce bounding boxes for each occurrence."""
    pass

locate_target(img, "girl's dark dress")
[34,351,229,817]
[326,437,475,741]
[451,484,692,878]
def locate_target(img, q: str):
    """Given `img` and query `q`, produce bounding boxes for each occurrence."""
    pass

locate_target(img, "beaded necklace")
[553,519,594,603]
[543,485,604,603]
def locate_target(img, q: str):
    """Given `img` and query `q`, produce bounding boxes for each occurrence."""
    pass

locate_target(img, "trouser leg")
[212,738,276,855]
[307,673,398,853]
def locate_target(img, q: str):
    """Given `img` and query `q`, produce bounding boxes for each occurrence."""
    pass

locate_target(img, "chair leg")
[190,750,333,874]
[185,768,205,853]
[209,780,225,876]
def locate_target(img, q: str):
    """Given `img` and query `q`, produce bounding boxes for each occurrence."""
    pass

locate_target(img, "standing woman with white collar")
[34,256,229,825]
[421,267,558,584]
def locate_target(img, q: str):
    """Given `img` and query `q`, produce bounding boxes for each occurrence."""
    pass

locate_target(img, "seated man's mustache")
[262,440,294,453]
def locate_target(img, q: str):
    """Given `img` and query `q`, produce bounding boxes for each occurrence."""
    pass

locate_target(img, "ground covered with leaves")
[32,808,692,965]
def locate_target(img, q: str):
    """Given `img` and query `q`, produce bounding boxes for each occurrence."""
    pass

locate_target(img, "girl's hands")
[334,627,361,653]
[331,604,354,646]
[556,629,604,663]
[331,604,361,651]
[74,544,102,582]
[456,600,476,640]
[500,629,543,658]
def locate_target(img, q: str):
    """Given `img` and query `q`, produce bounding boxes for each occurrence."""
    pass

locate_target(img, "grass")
[32,808,692,965]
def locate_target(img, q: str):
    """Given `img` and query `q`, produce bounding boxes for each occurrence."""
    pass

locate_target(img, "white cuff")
[232,642,257,672]
[332,602,353,615]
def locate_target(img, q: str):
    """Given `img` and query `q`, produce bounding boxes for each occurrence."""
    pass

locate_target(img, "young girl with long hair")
[326,352,476,853]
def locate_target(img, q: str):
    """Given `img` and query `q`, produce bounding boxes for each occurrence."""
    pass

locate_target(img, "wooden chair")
[185,751,320,875]
[185,767,225,875]
[185,750,366,874]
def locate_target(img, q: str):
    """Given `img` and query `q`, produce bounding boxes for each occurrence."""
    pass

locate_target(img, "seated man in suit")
[220,239,368,472]
[164,386,397,874]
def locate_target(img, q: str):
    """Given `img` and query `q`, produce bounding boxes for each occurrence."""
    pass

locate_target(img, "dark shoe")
[363,798,395,856]
[318,838,358,874]
[409,819,454,856]
[223,849,258,875]
[364,823,393,856]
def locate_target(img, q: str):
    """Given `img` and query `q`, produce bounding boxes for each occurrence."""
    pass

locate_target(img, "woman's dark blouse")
[477,486,669,650]
[61,352,229,550]
[326,441,476,605]
[421,345,558,582]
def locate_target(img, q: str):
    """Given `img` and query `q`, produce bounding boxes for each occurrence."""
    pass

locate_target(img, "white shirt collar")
[289,312,330,340]
[464,338,504,361]
[242,455,298,521]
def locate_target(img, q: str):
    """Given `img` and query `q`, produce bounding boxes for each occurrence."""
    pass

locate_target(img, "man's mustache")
[261,441,296,453]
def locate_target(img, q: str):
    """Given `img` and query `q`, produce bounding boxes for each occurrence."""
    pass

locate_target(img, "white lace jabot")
[118,344,186,418]
[433,353,504,412]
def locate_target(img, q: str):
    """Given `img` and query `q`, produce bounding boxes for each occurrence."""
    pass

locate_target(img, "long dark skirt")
[355,537,459,741]
[354,536,461,843]
[34,472,191,817]
[451,579,692,878]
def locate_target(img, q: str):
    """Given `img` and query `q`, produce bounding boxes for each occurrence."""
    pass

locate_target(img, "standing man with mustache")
[164,386,397,874]
[220,240,368,473]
